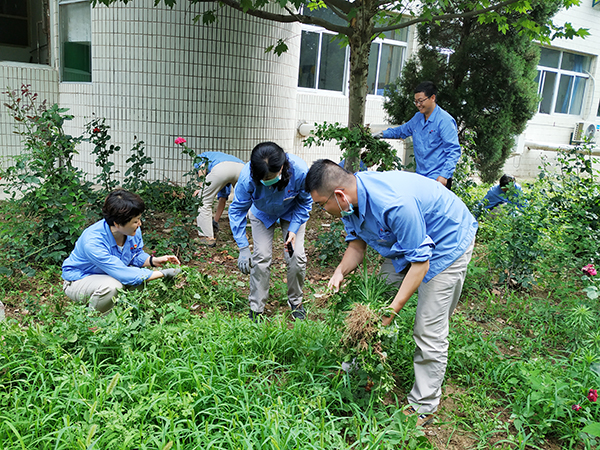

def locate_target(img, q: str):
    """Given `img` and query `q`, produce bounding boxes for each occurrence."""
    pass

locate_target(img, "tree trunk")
[346,0,375,171]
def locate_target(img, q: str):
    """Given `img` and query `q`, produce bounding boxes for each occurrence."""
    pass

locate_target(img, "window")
[298,29,348,92]
[59,0,91,82]
[0,0,50,65]
[535,47,590,116]
[298,7,408,95]
[367,29,408,96]
[0,0,28,47]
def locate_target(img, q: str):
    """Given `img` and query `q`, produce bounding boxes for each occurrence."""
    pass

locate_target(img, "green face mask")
[261,175,280,186]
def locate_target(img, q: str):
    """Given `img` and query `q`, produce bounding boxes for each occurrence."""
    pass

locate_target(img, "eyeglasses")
[414,96,431,106]
[316,190,336,210]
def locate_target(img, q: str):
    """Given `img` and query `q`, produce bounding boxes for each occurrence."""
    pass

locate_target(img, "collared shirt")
[481,183,525,210]
[342,171,478,283]
[195,151,245,199]
[229,154,313,249]
[62,219,153,285]
[382,105,461,180]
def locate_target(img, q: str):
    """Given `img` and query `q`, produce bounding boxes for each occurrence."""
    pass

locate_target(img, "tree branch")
[374,0,523,34]
[194,0,352,34]
[323,0,352,15]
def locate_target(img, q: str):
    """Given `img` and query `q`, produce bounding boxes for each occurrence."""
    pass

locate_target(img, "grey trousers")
[380,239,475,414]
[196,161,244,238]
[63,274,123,313]
[248,211,306,313]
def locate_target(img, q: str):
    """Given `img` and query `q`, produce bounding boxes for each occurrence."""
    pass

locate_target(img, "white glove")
[372,131,384,139]
[238,247,252,275]
[160,268,181,279]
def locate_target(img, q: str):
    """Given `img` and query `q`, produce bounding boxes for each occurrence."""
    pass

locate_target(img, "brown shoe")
[403,405,435,427]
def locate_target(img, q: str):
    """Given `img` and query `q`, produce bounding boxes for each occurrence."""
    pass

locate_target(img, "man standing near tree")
[374,81,460,190]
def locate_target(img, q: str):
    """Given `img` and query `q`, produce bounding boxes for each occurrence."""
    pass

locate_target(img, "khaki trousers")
[248,211,306,313]
[380,239,475,414]
[196,161,244,238]
[63,274,123,314]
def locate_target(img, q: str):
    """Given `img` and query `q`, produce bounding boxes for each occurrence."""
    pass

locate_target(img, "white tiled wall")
[54,1,300,184]
[0,63,59,161]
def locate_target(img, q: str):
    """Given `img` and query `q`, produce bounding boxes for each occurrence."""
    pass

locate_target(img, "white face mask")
[335,191,354,217]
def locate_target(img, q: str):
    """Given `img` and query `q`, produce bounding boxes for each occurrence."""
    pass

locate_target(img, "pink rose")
[588,389,598,402]
[582,264,597,276]
[572,404,582,411]
[174,137,187,145]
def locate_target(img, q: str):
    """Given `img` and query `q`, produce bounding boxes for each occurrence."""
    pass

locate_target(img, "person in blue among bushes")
[193,151,245,247]
[62,189,181,313]
[306,159,478,427]
[477,173,525,215]
[228,142,312,322]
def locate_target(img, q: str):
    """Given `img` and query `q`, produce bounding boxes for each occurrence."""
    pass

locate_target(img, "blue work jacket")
[382,105,461,180]
[229,154,313,249]
[342,171,478,283]
[62,219,153,285]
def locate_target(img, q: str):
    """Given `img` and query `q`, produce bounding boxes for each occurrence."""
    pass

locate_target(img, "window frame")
[297,24,350,95]
[536,48,590,117]
[59,0,92,83]
[366,36,408,97]
[297,13,409,97]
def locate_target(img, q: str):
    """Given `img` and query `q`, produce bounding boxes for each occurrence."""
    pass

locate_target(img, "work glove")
[238,246,252,275]
[160,268,181,279]
[372,131,384,139]
[212,220,220,234]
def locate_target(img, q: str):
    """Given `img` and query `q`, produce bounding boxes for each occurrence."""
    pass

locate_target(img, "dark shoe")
[290,303,306,320]
[196,237,216,248]
[213,220,219,234]
[249,310,264,323]
[403,405,436,427]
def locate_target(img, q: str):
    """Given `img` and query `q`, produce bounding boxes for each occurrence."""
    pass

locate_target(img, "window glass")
[367,43,379,95]
[377,44,404,95]
[318,36,346,91]
[539,47,560,68]
[298,31,319,89]
[555,74,573,114]
[383,27,408,42]
[539,71,556,114]
[569,76,586,115]
[60,0,91,82]
[560,53,590,73]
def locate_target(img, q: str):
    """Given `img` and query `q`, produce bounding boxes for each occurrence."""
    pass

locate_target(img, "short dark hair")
[414,81,438,99]
[102,189,145,226]
[250,142,291,191]
[499,174,515,188]
[306,159,353,194]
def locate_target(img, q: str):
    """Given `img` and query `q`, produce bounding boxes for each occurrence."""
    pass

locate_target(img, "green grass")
[0,289,431,450]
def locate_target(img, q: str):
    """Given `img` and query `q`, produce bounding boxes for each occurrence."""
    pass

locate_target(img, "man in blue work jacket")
[374,81,461,190]
[306,159,477,426]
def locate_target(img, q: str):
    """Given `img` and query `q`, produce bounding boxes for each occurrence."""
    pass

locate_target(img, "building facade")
[1,0,599,183]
